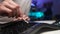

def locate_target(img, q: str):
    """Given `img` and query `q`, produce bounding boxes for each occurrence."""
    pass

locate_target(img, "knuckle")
[2,1,7,6]
[15,4,19,8]
[8,10,12,13]
[12,7,16,9]
[12,5,19,9]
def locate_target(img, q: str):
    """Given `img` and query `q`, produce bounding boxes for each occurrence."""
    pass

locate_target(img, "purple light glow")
[32,0,52,8]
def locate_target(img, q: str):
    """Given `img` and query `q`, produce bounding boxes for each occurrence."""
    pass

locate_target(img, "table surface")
[41,30,60,34]
[31,20,56,24]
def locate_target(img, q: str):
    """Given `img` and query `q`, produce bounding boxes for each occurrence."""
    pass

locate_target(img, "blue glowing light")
[31,3,35,6]
[29,11,44,18]
[35,12,44,18]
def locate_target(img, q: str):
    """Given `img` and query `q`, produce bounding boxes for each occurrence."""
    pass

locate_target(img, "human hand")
[0,0,19,17]
[0,0,30,22]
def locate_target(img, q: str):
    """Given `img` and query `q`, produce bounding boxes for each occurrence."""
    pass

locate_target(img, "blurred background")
[28,0,60,21]
[0,0,60,34]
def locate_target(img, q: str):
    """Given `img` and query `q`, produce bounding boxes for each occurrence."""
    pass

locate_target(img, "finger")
[23,16,30,21]
[3,2,19,17]
[8,11,12,17]
[0,6,12,17]
[13,18,18,21]
[17,17,23,20]
[9,1,19,8]
[17,8,24,17]
[0,6,12,13]
[25,17,30,21]
[13,17,23,21]
[22,15,28,18]
[3,2,17,9]
[21,15,29,20]
[10,8,18,18]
